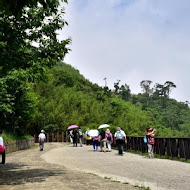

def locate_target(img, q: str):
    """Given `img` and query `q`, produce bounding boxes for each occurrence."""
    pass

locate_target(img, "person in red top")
[146,128,156,158]
[0,130,5,164]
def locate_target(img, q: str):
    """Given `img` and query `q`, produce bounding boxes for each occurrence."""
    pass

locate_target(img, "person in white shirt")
[114,127,126,155]
[38,130,46,151]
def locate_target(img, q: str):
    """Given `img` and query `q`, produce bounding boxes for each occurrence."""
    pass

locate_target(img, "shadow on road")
[0,163,65,185]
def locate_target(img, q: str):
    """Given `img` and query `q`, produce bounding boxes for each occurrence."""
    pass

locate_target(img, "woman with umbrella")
[72,128,78,147]
[88,129,99,151]
[67,125,79,147]
[98,124,110,152]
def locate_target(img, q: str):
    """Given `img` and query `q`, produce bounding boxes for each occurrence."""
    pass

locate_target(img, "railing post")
[62,132,64,142]
[66,131,68,142]
[52,133,54,142]
[47,133,49,142]
[57,132,59,142]
[182,139,188,162]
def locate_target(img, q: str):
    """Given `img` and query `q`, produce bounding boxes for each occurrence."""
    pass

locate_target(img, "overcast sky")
[59,0,190,102]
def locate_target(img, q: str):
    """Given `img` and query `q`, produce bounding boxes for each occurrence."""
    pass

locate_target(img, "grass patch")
[111,180,120,183]
[87,172,98,176]
[2,131,33,143]
[104,176,111,180]
[124,149,190,163]
[134,184,151,190]
[30,145,38,149]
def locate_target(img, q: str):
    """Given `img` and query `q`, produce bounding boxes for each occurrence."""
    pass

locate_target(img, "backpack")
[149,136,155,145]
[93,136,99,141]
[79,130,83,137]
[116,131,123,140]
[143,135,147,144]
[107,133,111,141]
[0,144,5,153]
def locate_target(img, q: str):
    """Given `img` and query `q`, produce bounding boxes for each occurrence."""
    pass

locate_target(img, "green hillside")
[29,62,190,137]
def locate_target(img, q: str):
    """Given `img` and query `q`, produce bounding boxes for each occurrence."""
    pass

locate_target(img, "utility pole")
[103,77,107,87]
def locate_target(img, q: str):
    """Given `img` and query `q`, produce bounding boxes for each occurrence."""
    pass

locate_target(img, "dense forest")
[1,0,190,138]
[30,63,190,137]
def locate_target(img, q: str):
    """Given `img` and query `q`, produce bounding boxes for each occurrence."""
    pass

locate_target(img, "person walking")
[38,130,46,151]
[99,129,106,152]
[0,130,5,164]
[85,128,92,145]
[78,127,84,147]
[93,136,99,151]
[114,127,126,155]
[72,129,78,147]
[69,130,73,144]
[146,128,156,158]
[105,129,113,152]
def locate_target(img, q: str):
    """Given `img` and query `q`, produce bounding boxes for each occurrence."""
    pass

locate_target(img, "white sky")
[59,0,190,102]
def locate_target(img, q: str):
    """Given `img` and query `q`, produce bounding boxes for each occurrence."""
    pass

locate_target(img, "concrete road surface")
[0,143,139,190]
[42,143,190,190]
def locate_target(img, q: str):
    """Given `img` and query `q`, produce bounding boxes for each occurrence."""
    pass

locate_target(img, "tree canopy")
[0,0,71,132]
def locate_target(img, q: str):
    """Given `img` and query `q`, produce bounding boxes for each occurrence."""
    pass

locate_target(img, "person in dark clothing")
[72,129,78,147]
[99,129,106,152]
[78,127,84,147]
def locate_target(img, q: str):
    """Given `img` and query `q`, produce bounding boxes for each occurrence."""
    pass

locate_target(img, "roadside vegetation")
[2,131,32,143]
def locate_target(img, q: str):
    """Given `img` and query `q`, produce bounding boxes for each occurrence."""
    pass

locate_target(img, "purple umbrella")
[67,125,78,130]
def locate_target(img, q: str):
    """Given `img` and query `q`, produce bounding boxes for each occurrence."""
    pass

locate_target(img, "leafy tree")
[140,80,152,95]
[114,80,120,94]
[0,0,68,18]
[164,81,176,97]
[119,84,131,101]
[0,1,71,132]
[140,80,153,105]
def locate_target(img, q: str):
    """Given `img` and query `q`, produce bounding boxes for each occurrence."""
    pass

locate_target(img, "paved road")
[0,143,139,190]
[42,143,190,190]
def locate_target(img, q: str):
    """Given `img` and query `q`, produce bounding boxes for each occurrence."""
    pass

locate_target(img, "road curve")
[0,143,139,190]
[42,143,190,190]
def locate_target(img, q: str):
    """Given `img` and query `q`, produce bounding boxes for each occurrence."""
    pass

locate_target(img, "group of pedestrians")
[69,127,84,147]
[91,127,127,155]
[36,126,156,158]
[67,127,127,155]
[89,127,156,157]
[0,126,156,165]
[93,128,114,152]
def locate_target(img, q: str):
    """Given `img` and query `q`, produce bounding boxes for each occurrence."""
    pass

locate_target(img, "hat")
[106,129,110,133]
[41,130,44,133]
[148,128,152,131]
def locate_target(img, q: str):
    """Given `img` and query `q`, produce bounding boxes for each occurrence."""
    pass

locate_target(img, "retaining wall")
[5,138,35,154]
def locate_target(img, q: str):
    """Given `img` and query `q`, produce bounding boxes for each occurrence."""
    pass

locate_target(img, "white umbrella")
[98,124,110,129]
[88,129,99,137]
